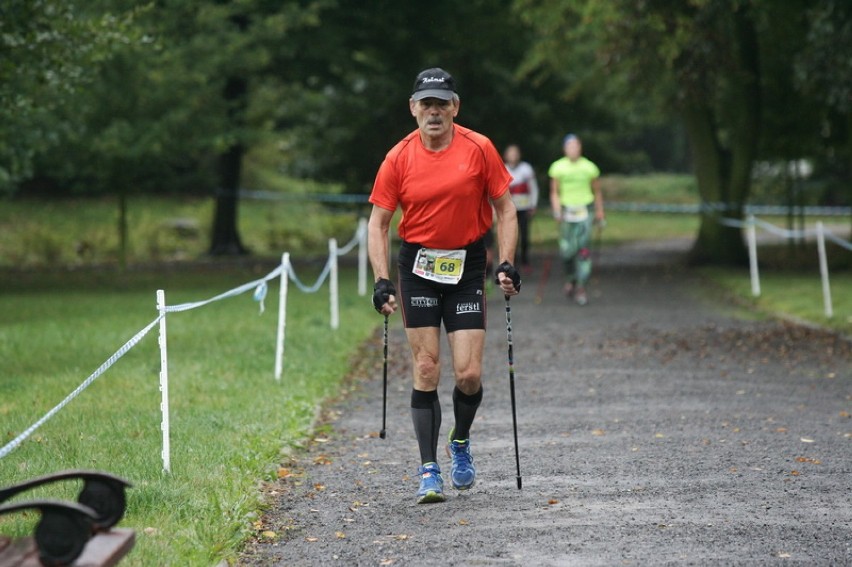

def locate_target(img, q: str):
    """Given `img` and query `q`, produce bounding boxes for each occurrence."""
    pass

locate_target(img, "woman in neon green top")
[548,134,605,305]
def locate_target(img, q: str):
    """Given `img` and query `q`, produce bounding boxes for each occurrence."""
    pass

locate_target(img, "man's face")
[504,145,520,165]
[410,97,459,140]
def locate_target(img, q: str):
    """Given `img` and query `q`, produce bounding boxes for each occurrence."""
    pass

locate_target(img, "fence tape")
[607,202,851,216]
[164,265,284,313]
[287,257,333,294]
[284,222,365,293]
[337,221,366,256]
[0,315,163,460]
[824,231,852,252]
[719,216,852,250]
[239,189,370,205]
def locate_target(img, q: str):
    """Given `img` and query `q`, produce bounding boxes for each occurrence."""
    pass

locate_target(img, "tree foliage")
[0,0,140,193]
[516,0,850,264]
[2,1,847,263]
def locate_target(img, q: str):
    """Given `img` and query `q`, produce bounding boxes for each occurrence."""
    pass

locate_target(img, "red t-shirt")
[369,124,511,249]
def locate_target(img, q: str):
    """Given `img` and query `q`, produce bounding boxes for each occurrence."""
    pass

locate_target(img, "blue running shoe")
[416,462,445,504]
[446,427,476,490]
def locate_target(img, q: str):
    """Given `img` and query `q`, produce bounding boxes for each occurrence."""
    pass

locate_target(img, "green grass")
[701,265,852,336]
[529,210,699,250]
[0,194,368,268]
[600,173,697,203]
[0,266,380,565]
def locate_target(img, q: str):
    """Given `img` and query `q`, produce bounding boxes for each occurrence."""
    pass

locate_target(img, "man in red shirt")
[368,68,521,504]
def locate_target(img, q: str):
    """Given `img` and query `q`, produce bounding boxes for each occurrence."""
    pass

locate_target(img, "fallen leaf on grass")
[394,534,409,541]
[654,433,665,438]
[548,499,559,505]
[800,438,815,444]
[336,531,346,539]
[380,560,394,566]
[458,519,470,525]
[591,429,606,436]
[778,552,791,558]
[790,470,801,476]
[795,457,822,464]
[261,531,277,539]
[775,428,788,433]
[306,537,318,542]
[314,455,333,465]
[314,483,326,491]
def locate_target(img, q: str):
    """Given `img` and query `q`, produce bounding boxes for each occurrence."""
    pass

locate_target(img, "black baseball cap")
[411,67,457,101]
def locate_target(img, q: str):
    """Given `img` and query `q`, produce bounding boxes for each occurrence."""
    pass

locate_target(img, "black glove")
[372,278,396,312]
[495,261,522,292]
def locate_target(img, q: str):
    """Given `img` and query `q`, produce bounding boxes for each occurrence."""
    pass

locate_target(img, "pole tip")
[379,430,386,439]
[517,477,522,490]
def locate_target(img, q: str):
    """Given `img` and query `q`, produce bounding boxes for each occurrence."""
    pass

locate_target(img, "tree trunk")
[117,190,128,269]
[209,75,249,256]
[680,103,749,265]
[681,5,760,266]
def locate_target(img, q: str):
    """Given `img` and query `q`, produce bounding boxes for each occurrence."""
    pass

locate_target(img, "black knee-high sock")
[452,386,483,441]
[411,389,441,465]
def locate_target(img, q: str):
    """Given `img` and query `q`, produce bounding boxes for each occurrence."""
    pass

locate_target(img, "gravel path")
[240,241,851,566]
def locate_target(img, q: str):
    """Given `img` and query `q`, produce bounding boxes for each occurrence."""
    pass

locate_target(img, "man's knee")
[454,367,481,394]
[413,351,440,381]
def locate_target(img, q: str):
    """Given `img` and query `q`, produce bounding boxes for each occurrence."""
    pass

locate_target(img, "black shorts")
[398,239,487,332]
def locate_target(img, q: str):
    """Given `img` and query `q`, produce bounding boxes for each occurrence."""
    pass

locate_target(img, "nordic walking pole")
[380,315,389,439]
[504,295,522,489]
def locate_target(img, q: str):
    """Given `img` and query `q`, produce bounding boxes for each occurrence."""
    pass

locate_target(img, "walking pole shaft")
[380,315,388,439]
[505,296,522,489]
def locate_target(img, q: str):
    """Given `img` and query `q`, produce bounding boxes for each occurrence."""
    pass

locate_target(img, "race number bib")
[413,247,466,284]
[562,205,589,222]
[512,194,532,209]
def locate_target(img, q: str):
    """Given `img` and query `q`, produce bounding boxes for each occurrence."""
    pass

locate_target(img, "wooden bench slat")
[73,529,135,567]
[0,535,39,567]
[0,529,134,567]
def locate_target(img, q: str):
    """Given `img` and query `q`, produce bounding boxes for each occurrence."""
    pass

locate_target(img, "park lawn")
[0,266,380,565]
[0,194,368,268]
[701,268,852,336]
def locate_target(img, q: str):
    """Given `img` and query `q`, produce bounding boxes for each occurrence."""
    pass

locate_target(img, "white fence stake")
[330,238,339,330]
[275,253,290,380]
[816,222,833,318]
[157,289,171,473]
[358,217,368,297]
[746,214,760,297]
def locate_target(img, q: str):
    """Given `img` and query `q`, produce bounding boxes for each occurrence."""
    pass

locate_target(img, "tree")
[0,0,138,193]
[515,0,846,265]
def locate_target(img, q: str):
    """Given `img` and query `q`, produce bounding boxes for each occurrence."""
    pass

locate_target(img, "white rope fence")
[720,214,851,318]
[1,218,369,473]
[0,316,163,460]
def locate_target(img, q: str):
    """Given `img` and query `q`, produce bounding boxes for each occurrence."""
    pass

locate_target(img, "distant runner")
[503,144,539,270]
[548,134,605,305]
